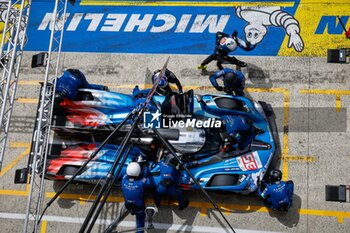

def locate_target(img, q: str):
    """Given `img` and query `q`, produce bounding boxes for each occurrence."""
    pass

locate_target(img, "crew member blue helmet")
[223,72,238,86]
[269,169,282,182]
[152,71,168,88]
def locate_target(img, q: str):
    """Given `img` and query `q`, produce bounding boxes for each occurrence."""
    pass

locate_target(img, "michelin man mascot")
[236,6,304,52]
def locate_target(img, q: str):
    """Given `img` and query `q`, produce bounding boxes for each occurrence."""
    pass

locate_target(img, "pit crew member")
[104,162,150,233]
[55,69,109,102]
[154,154,189,210]
[209,68,245,96]
[152,69,183,96]
[259,169,294,212]
[221,115,256,151]
[198,31,255,70]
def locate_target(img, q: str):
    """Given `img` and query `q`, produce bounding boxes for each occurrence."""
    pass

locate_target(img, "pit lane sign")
[20,0,350,56]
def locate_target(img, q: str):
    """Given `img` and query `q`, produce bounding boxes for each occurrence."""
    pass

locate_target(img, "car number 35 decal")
[237,152,262,171]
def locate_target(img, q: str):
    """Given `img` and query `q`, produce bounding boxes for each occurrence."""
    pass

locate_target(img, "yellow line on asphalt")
[0,189,28,196]
[246,87,289,93]
[335,95,341,112]
[0,147,30,177]
[198,202,211,216]
[45,192,350,222]
[15,82,290,93]
[13,86,292,106]
[282,90,290,180]
[184,85,215,91]
[300,89,350,95]
[9,142,31,148]
[79,200,86,205]
[300,89,350,112]
[220,203,268,213]
[16,80,289,94]
[16,98,38,104]
[40,221,47,233]
[299,209,350,224]
[284,155,316,163]
[108,84,153,89]
[0,142,31,195]
[0,142,31,177]
[45,192,124,203]
[0,177,32,196]
[18,80,41,85]
[80,1,294,7]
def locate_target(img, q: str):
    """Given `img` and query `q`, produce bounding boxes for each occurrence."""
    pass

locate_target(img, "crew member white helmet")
[219,37,237,52]
[126,162,141,177]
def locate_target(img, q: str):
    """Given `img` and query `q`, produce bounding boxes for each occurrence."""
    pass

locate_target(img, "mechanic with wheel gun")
[152,68,183,96]
[221,115,261,151]
[258,169,294,212]
[55,69,109,103]
[104,159,152,233]
[154,154,190,210]
[198,31,255,70]
[209,68,246,96]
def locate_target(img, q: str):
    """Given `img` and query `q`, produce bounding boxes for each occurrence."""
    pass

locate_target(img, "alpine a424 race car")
[34,86,279,194]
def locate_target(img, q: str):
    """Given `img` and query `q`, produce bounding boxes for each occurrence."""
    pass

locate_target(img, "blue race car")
[44,87,278,194]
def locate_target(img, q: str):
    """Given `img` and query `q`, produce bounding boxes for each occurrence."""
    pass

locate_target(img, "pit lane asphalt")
[0,53,349,233]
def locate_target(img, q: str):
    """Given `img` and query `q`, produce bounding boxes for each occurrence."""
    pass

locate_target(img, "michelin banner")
[3,0,349,56]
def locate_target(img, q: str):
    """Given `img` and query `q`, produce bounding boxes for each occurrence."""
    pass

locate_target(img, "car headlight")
[253,101,267,119]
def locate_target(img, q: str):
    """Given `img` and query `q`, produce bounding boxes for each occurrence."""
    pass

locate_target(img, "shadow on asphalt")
[267,193,301,228]
[53,181,76,209]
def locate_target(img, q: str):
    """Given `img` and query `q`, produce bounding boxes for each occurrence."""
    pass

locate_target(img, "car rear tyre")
[259,101,273,117]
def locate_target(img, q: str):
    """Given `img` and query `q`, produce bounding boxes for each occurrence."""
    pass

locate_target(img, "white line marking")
[0,212,282,233]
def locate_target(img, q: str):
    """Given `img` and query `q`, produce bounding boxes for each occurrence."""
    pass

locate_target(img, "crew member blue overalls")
[131,86,157,111]
[55,69,108,102]
[221,115,255,151]
[198,31,255,70]
[259,169,294,212]
[154,154,189,210]
[152,69,183,96]
[104,162,150,233]
[209,68,245,96]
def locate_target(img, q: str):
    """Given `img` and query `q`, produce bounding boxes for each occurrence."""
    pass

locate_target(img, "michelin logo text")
[38,13,230,33]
